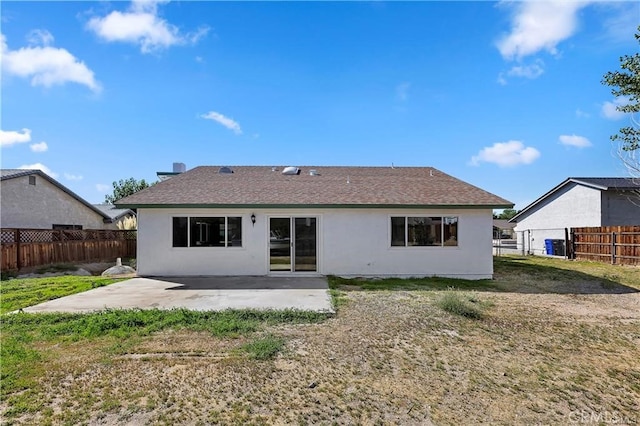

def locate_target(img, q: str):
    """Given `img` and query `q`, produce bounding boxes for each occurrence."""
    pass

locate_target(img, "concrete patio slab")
[21,276,333,313]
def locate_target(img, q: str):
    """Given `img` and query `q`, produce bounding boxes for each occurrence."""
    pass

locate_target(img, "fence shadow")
[329,257,639,295]
[491,256,639,294]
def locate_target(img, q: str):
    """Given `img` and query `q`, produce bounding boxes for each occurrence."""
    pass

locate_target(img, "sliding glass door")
[269,217,317,272]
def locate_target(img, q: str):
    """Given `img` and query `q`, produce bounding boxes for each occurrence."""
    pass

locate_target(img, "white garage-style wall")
[137,207,494,279]
[513,183,602,255]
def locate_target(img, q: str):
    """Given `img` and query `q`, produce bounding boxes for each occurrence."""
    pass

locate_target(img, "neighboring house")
[1,169,116,230]
[509,177,640,255]
[116,166,512,279]
[157,162,186,182]
[493,219,516,239]
[93,204,136,229]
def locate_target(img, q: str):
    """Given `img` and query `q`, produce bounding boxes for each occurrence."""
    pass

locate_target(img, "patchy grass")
[436,290,485,319]
[239,334,286,360]
[1,256,639,424]
[493,255,640,293]
[328,275,500,292]
[0,275,124,315]
[0,308,329,415]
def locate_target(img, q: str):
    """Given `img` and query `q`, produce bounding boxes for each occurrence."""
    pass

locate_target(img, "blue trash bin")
[544,239,554,255]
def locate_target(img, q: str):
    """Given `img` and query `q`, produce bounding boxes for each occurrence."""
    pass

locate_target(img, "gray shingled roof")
[93,204,135,220]
[570,177,640,190]
[509,176,640,223]
[1,169,35,179]
[116,166,513,208]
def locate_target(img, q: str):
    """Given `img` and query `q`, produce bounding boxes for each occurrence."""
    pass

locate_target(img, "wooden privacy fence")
[571,226,640,266]
[1,228,136,271]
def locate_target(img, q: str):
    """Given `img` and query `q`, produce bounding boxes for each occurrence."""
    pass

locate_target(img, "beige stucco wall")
[136,207,494,279]
[0,175,108,229]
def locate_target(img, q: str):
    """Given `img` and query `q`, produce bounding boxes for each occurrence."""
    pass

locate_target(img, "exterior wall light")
[251,213,256,227]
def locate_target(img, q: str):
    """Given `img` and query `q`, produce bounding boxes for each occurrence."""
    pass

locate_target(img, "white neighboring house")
[0,169,118,230]
[509,177,640,256]
[116,166,513,279]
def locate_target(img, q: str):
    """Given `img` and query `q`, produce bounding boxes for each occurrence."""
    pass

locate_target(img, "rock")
[308,381,317,389]
[102,257,136,276]
[101,265,136,276]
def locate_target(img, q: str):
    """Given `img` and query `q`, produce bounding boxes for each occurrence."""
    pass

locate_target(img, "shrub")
[436,291,484,319]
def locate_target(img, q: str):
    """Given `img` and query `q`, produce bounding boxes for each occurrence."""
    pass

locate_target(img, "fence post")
[611,232,616,265]
[15,229,21,270]
[569,228,575,260]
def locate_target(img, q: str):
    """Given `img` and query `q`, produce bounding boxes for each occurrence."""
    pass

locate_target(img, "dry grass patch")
[2,256,639,425]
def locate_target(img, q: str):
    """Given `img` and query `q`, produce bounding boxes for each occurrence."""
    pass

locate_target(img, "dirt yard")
[3,257,640,425]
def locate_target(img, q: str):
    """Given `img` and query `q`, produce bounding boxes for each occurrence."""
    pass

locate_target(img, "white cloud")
[30,141,48,152]
[506,61,544,79]
[559,134,592,148]
[86,0,210,54]
[96,183,111,192]
[27,29,54,46]
[18,162,58,178]
[600,3,639,44]
[575,109,590,119]
[64,172,83,181]
[1,33,101,92]
[470,140,540,167]
[201,111,242,134]
[601,97,629,120]
[0,128,31,147]
[496,1,589,60]
[396,82,411,102]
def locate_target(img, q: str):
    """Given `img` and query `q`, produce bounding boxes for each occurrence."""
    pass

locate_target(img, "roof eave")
[115,202,514,210]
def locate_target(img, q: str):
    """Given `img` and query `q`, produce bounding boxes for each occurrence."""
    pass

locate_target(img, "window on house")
[391,216,458,247]
[52,224,83,241]
[52,224,83,230]
[29,175,36,185]
[172,217,188,247]
[172,216,242,247]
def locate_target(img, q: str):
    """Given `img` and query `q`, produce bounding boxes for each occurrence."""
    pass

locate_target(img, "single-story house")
[509,177,640,255]
[93,204,136,229]
[116,166,513,279]
[1,169,119,230]
[493,219,516,239]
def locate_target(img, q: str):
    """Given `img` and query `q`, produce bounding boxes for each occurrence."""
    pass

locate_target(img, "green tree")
[497,208,519,220]
[105,178,153,204]
[601,26,640,152]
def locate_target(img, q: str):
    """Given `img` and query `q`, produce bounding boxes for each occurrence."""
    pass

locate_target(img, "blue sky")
[1,1,638,208]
